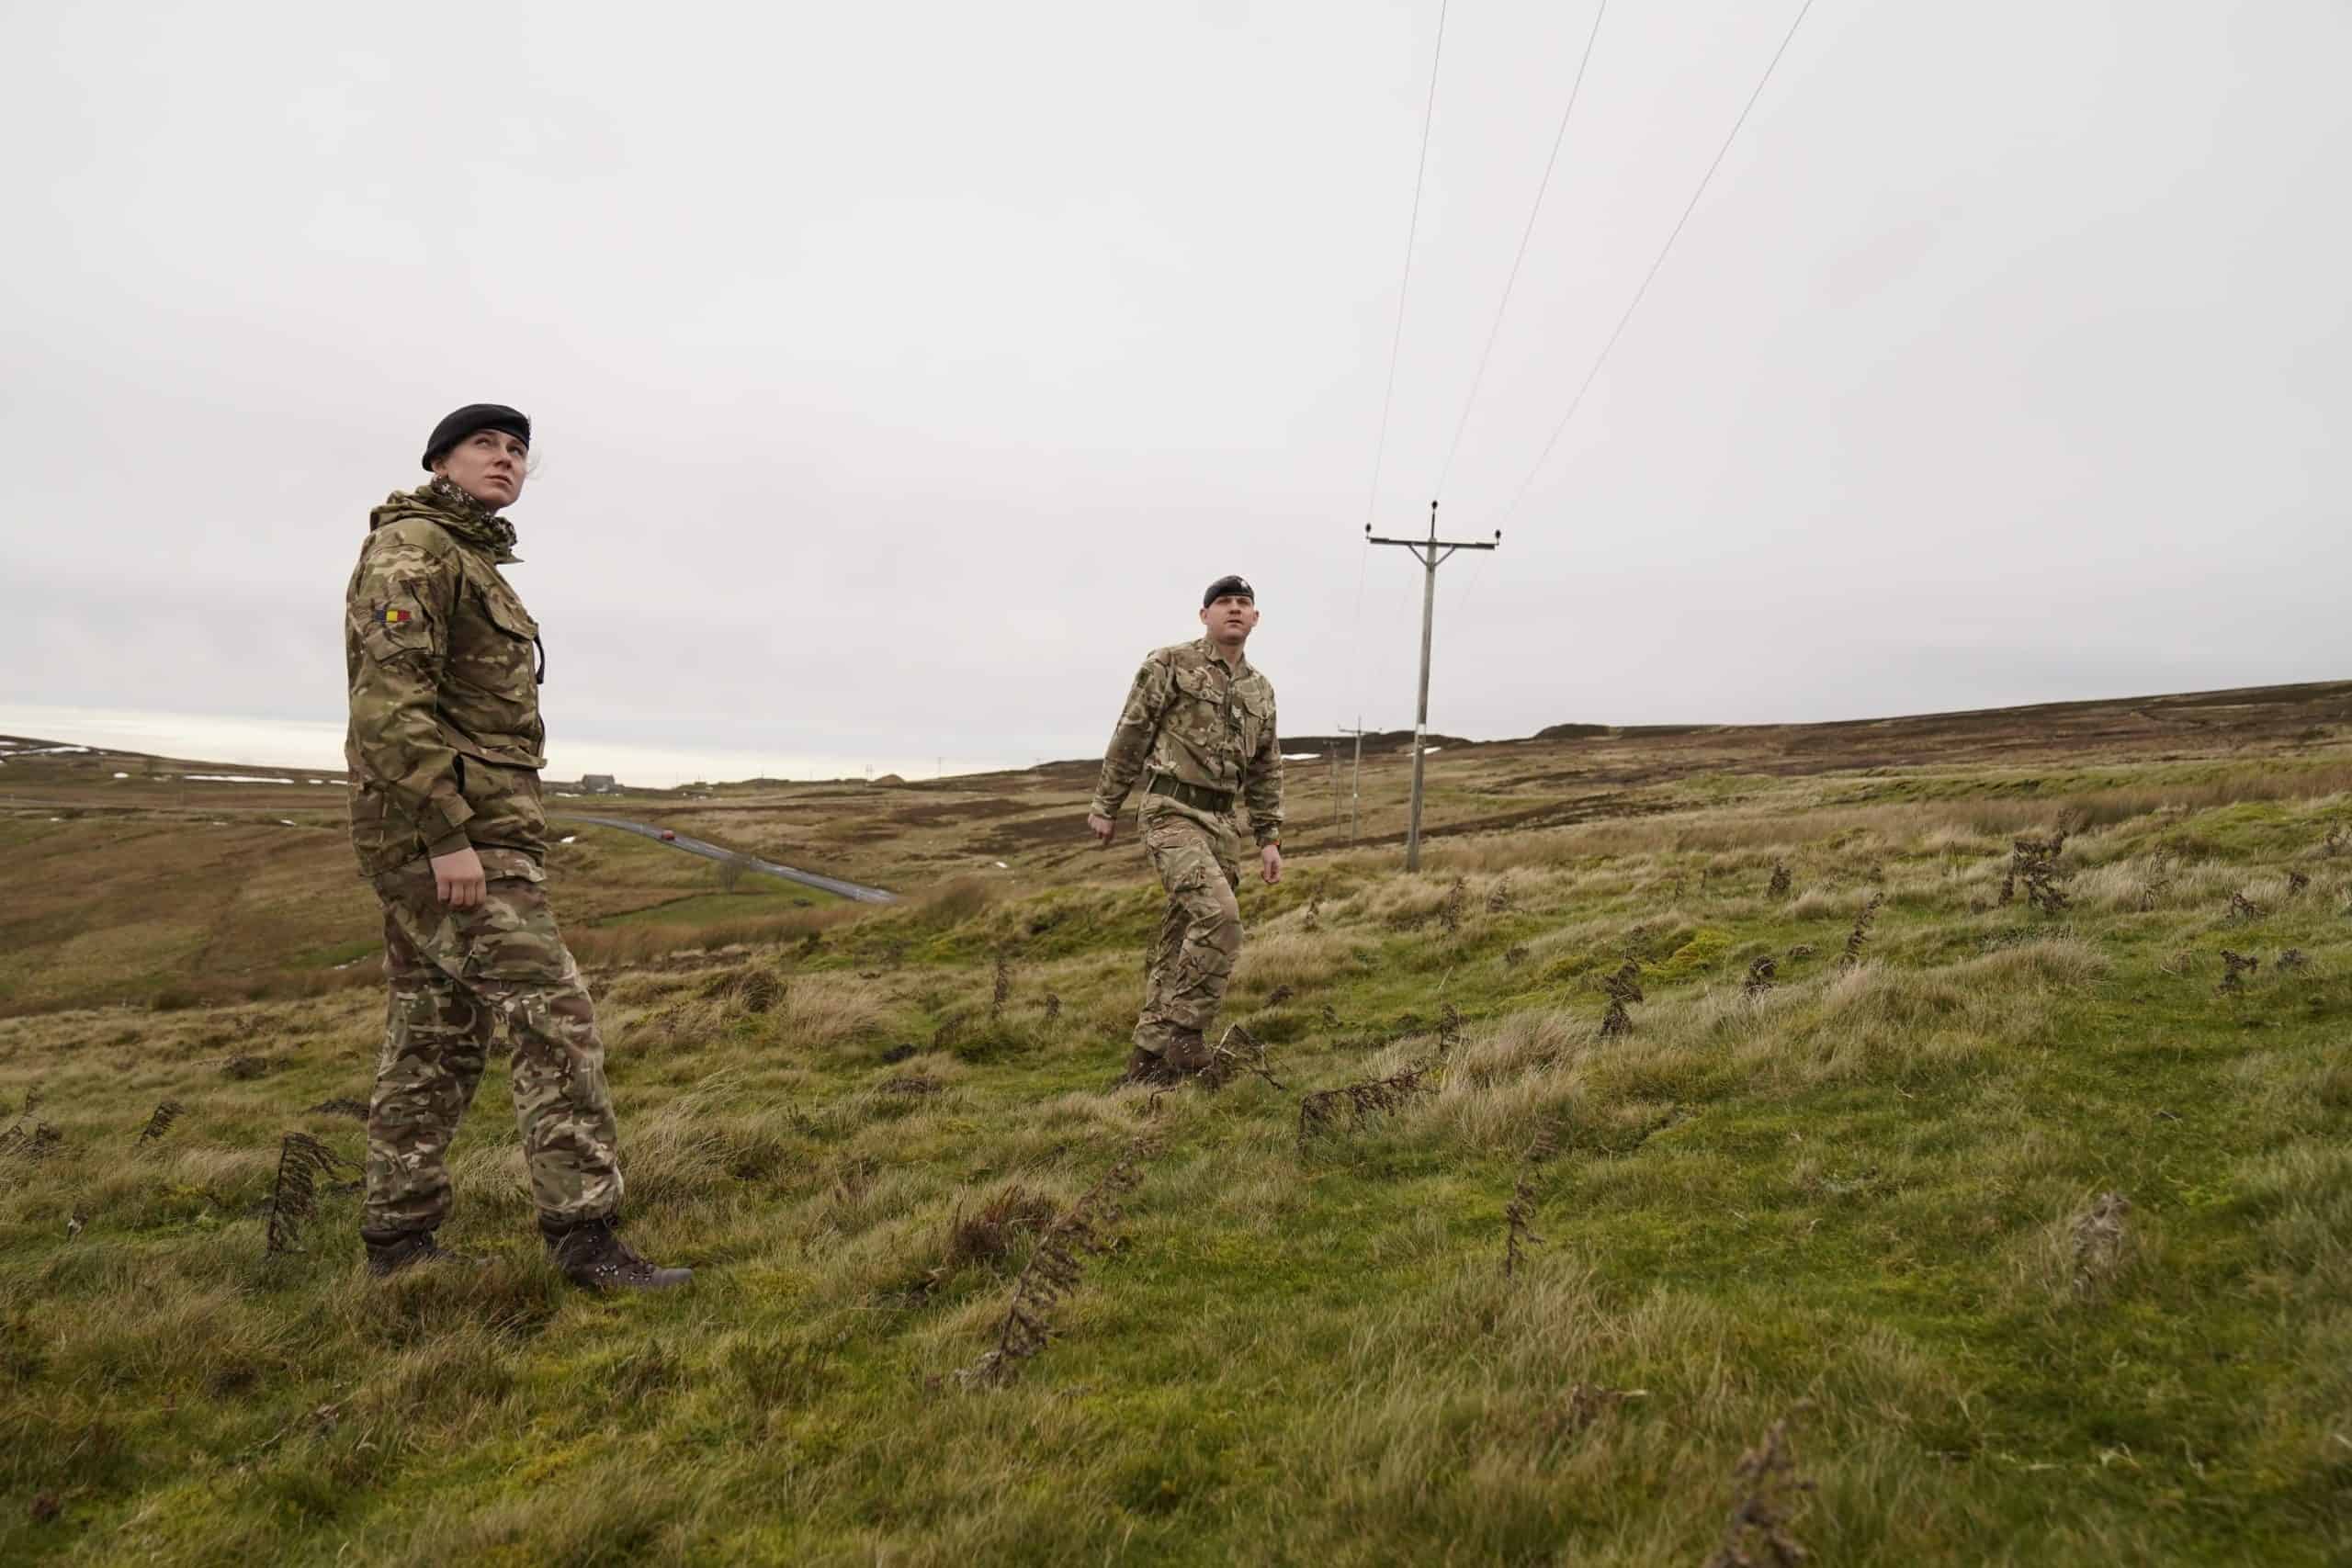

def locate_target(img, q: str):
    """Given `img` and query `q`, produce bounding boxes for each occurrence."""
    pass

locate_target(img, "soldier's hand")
[1260,842,1283,885]
[1087,813,1117,846]
[431,844,488,909]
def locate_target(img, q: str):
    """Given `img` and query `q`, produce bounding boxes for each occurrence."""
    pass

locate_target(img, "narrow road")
[553,815,897,904]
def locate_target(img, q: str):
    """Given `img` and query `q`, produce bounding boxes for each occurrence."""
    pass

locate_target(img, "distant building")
[582,773,618,794]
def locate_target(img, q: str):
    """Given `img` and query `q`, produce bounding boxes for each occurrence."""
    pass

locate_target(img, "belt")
[1145,775,1234,813]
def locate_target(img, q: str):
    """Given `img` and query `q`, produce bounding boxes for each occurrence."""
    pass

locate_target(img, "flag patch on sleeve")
[381,608,413,626]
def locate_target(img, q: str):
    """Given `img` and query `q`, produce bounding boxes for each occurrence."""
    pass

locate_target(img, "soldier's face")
[1200,593,1259,645]
[435,429,529,508]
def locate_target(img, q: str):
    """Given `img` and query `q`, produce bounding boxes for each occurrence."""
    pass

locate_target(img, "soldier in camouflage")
[1088,575,1284,1078]
[345,403,689,1291]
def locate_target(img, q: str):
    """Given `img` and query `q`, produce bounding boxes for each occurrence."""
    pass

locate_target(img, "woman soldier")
[344,403,689,1290]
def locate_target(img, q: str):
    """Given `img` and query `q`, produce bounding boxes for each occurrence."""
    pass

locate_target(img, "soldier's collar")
[1196,636,1250,676]
[419,478,523,562]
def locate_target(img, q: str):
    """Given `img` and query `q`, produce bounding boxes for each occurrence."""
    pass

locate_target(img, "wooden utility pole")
[1366,501,1498,872]
[1337,720,1371,845]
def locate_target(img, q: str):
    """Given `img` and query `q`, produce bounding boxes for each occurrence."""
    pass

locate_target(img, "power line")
[1498,0,1819,525]
[1359,0,1452,535]
[1432,0,1611,497]
[1351,0,1451,730]
[1451,541,1494,628]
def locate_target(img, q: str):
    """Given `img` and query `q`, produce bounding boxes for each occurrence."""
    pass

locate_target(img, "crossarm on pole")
[1361,502,1500,871]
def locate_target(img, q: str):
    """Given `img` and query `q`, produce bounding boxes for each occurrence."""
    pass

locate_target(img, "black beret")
[422,404,531,470]
[1203,574,1255,607]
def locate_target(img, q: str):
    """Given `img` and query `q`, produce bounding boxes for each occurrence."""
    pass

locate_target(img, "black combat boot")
[542,1216,693,1292]
[363,1229,480,1278]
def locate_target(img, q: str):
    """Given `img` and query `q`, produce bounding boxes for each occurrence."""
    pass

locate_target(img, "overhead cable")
[1432,0,1611,496]
[1360,0,1452,533]
[1353,0,1452,725]
[1498,0,1819,525]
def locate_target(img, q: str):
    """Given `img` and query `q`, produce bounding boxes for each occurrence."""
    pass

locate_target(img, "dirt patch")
[892,797,1035,828]
[973,814,1089,854]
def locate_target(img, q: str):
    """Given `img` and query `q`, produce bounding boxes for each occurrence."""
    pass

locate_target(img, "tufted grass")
[5,742,2352,1562]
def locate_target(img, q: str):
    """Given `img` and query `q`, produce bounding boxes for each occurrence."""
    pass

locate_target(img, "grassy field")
[4,688,2352,1562]
[0,775,843,1016]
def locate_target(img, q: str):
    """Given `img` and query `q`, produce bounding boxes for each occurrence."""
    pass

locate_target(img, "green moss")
[1648,926,1736,982]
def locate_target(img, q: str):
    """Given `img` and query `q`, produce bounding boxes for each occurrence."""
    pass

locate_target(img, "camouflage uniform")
[1091,637,1283,1068]
[345,478,622,1239]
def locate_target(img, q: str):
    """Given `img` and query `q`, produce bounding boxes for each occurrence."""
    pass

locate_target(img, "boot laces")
[561,1220,647,1278]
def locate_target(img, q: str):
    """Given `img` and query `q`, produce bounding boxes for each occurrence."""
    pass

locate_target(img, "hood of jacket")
[368,477,521,563]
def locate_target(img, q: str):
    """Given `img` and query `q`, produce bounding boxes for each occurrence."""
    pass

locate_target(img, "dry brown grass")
[1500,1123,1557,1279]
[1415,761,2352,884]
[1228,929,1371,1003]
[566,903,854,966]
[1702,1412,1816,1568]
[958,1134,1154,1387]
[1297,1064,1434,1156]
[7,689,2352,1562]
[2015,1189,2149,1307]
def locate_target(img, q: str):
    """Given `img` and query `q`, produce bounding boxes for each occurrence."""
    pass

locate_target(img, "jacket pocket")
[1169,666,1234,749]
[441,580,546,764]
[1237,689,1272,760]
[349,779,391,852]
[480,587,538,643]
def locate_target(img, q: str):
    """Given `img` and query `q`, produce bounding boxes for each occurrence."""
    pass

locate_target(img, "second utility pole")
[1337,718,1370,844]
[1366,501,1498,872]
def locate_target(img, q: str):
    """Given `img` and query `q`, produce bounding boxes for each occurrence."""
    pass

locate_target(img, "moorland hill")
[3,681,2350,1562]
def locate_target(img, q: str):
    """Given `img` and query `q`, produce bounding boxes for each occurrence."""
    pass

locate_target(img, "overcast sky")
[5,2,2346,782]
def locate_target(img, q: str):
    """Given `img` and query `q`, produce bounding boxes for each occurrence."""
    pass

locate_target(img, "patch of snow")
[112,772,130,780]
[559,834,578,844]
[184,773,296,784]
[48,817,62,822]
[17,745,91,756]
[277,819,298,827]
[1422,746,1443,755]
[994,861,1009,869]
[1283,752,1322,761]
[553,791,583,797]
[305,778,324,784]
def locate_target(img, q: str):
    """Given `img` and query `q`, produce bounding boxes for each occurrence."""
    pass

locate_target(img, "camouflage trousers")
[1133,799,1243,1066]
[362,857,622,1239]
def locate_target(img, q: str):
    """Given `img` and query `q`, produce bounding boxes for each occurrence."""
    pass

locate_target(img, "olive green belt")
[1145,775,1234,813]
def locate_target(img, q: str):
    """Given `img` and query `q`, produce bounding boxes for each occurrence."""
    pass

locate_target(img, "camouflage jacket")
[1090,637,1283,844]
[343,479,550,878]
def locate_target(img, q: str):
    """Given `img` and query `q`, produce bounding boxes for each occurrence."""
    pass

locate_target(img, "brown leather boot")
[1163,1028,1211,1074]
[542,1216,693,1292]
[363,1229,480,1278]
[1125,1044,1170,1083]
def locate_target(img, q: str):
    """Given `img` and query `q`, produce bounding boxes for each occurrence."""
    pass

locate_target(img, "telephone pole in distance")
[1337,718,1372,845]
[1366,501,1498,872]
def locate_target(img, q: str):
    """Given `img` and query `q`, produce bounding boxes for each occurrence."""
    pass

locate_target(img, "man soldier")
[344,403,689,1290]
[1088,575,1284,1078]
